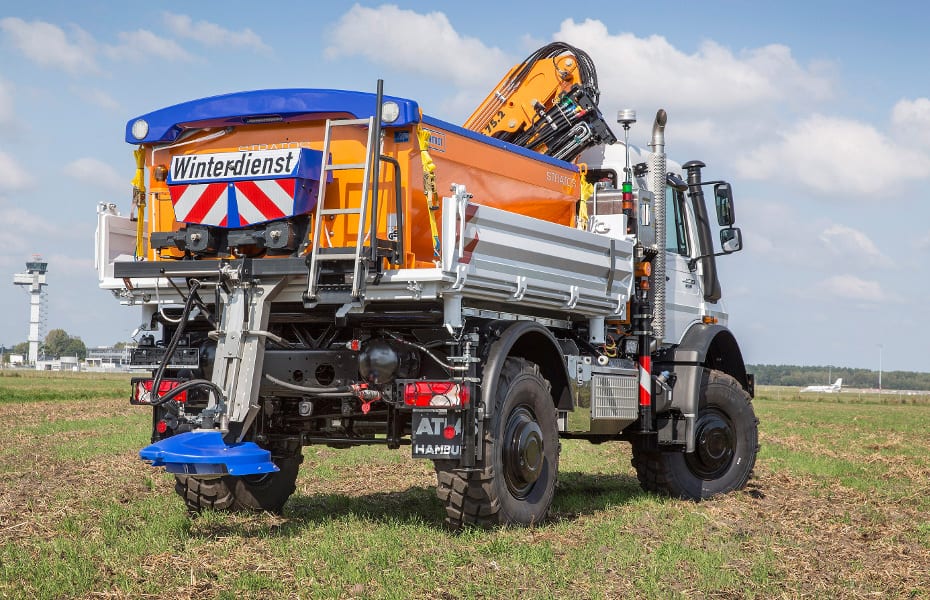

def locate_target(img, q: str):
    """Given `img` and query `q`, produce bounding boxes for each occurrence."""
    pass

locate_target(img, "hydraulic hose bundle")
[511,84,617,160]
[464,42,616,162]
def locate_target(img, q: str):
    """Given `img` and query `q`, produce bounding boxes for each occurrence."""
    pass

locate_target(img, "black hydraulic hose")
[264,373,353,395]
[166,276,216,328]
[151,378,224,408]
[382,330,460,374]
[149,279,223,409]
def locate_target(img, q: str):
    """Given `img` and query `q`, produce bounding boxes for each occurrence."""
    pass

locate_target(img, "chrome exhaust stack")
[649,109,667,344]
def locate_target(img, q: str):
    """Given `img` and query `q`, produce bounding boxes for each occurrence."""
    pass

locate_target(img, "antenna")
[617,109,636,233]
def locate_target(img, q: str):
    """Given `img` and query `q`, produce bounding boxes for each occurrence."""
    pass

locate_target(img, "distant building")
[85,345,134,370]
[35,356,81,372]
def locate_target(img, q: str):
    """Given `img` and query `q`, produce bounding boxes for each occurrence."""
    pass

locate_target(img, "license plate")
[411,409,463,459]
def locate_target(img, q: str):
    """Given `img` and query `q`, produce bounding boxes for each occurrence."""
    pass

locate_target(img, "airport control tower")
[13,257,48,365]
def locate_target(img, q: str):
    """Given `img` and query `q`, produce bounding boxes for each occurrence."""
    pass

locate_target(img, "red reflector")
[155,420,168,434]
[132,378,187,404]
[403,381,469,407]
[442,425,456,440]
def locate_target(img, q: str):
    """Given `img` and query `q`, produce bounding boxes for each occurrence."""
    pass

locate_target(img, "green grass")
[1,377,928,598]
[0,369,131,403]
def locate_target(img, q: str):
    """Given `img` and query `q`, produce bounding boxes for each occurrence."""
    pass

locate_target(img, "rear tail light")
[130,377,187,405]
[403,381,469,407]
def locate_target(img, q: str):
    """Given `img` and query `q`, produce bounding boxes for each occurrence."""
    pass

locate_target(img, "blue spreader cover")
[139,431,279,476]
[126,88,421,144]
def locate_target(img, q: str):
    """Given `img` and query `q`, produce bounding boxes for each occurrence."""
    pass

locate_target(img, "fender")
[655,323,751,452]
[481,320,573,414]
[666,323,750,394]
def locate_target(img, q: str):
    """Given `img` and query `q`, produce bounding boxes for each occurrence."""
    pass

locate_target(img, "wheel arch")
[481,320,572,412]
[670,324,751,396]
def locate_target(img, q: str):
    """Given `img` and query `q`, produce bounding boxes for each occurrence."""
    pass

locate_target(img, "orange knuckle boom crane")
[465,42,616,160]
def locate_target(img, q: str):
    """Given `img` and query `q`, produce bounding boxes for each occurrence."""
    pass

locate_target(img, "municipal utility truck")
[96,44,757,527]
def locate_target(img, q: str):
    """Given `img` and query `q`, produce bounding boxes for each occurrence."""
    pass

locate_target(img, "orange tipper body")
[127,88,580,266]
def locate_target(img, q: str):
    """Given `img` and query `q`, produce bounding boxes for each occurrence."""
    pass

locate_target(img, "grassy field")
[0,371,928,598]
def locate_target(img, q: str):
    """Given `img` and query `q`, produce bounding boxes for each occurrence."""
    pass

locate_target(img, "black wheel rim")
[685,408,735,480]
[503,406,544,499]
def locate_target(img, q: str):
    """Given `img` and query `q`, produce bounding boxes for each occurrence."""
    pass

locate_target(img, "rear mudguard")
[481,320,573,414]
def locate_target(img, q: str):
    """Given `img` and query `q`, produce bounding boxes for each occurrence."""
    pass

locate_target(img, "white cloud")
[325,5,510,88]
[0,17,97,74]
[0,150,33,192]
[554,19,834,116]
[819,224,892,268]
[891,97,930,147]
[63,157,125,194]
[916,231,930,251]
[815,274,895,304]
[162,13,269,52]
[72,87,120,111]
[0,78,13,126]
[104,29,193,62]
[46,252,94,272]
[0,205,59,269]
[739,199,811,265]
[735,114,930,196]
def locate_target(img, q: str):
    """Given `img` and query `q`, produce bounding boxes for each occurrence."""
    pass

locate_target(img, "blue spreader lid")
[126,88,421,144]
[139,430,279,476]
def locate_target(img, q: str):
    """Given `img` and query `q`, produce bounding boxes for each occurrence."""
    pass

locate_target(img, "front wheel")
[435,358,560,529]
[632,369,758,499]
[175,452,302,514]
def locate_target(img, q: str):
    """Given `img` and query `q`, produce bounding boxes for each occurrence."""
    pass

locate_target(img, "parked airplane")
[801,378,843,393]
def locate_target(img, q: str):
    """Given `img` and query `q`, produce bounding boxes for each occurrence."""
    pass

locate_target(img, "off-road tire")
[434,358,559,529]
[175,453,302,514]
[631,369,758,499]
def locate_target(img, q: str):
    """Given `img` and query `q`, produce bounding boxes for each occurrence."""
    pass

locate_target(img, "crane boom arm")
[464,43,616,161]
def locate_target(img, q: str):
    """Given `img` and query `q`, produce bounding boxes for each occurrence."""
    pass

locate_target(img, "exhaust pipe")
[649,110,667,344]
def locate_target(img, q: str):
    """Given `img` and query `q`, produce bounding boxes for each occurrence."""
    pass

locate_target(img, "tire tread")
[434,358,556,530]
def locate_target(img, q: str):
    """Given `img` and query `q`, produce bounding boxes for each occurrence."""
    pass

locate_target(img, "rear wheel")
[175,452,302,514]
[435,358,559,529]
[632,369,758,499]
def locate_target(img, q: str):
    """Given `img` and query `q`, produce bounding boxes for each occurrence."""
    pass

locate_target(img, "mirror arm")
[688,251,729,271]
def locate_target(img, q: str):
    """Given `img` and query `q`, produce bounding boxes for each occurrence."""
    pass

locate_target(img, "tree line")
[6,329,87,360]
[748,364,930,391]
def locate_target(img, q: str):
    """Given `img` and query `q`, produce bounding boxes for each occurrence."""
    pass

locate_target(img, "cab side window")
[666,186,689,256]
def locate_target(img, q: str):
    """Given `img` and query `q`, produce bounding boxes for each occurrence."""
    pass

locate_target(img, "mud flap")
[411,409,463,459]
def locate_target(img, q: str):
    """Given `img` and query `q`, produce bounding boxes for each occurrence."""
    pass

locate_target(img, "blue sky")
[1,1,928,374]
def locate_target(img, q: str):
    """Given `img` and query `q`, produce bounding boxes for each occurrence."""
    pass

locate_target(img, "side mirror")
[714,182,735,226]
[720,227,742,253]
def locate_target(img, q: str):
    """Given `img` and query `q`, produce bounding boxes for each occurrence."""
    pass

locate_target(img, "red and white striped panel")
[170,183,229,227]
[234,179,294,224]
[639,355,651,407]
